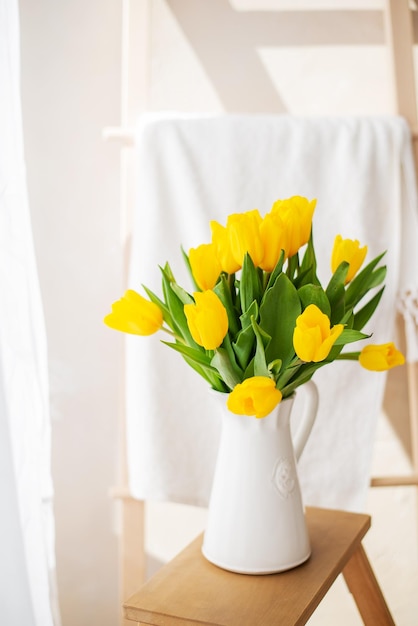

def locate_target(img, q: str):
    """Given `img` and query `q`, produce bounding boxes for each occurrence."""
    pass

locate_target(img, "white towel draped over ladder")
[126,114,418,511]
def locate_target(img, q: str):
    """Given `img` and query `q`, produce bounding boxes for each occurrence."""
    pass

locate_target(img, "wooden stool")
[123,506,395,625]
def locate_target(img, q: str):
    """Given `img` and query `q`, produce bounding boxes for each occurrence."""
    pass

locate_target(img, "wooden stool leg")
[343,544,395,626]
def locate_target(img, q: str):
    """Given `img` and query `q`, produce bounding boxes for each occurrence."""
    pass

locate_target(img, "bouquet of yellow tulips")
[105,196,404,418]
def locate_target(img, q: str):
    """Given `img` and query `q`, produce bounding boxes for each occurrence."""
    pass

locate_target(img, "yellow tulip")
[271,196,316,257]
[184,290,228,350]
[210,220,241,274]
[189,243,222,290]
[226,209,264,267]
[293,304,344,362]
[359,343,405,371]
[331,235,367,283]
[259,211,289,271]
[227,376,282,419]
[104,289,163,336]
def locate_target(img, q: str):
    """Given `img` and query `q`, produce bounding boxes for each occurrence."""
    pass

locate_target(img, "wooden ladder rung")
[370,475,418,487]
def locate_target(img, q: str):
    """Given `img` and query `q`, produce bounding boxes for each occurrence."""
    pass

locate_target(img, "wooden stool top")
[124,506,394,626]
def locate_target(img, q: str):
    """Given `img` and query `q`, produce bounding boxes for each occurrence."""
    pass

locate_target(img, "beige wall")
[19,1,122,625]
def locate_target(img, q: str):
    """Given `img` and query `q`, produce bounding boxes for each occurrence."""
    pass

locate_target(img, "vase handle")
[293,380,319,461]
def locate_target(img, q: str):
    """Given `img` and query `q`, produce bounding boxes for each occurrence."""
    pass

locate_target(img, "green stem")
[275,357,304,388]
[336,352,360,361]
[262,271,270,291]
[227,272,237,309]
[161,326,185,343]
[286,253,300,280]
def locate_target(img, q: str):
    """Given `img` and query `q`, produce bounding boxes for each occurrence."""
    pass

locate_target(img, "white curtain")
[0,1,58,624]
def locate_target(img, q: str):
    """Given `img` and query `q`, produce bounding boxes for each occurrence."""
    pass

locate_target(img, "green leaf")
[298,284,331,317]
[268,358,282,379]
[259,273,301,367]
[339,309,354,326]
[292,266,312,290]
[170,281,194,305]
[181,246,199,291]
[280,362,325,397]
[211,348,242,390]
[353,287,385,331]
[160,265,197,346]
[333,328,370,346]
[223,333,244,378]
[142,285,174,329]
[297,229,320,286]
[184,355,227,391]
[347,266,387,308]
[345,252,386,309]
[251,317,271,377]
[214,274,240,336]
[326,261,348,324]
[162,341,227,391]
[347,267,386,311]
[240,300,258,331]
[232,325,256,370]
[276,361,302,390]
[264,250,285,293]
[161,341,213,367]
[161,261,176,282]
[243,357,255,380]
[367,266,386,290]
[240,253,262,313]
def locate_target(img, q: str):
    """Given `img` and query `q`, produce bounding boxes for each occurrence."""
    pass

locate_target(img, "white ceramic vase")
[202,381,319,574]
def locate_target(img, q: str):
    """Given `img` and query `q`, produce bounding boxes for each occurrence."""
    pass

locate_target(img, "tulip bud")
[271,196,316,257]
[226,209,264,267]
[210,220,241,274]
[259,211,289,271]
[189,243,222,290]
[359,343,405,371]
[331,235,367,284]
[104,289,163,336]
[184,290,228,350]
[293,304,343,362]
[227,376,282,419]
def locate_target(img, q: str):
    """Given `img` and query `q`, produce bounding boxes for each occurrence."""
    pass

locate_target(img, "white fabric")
[126,113,418,511]
[0,1,58,624]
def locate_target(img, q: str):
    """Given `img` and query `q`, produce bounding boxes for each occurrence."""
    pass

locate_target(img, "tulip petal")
[227,376,282,418]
